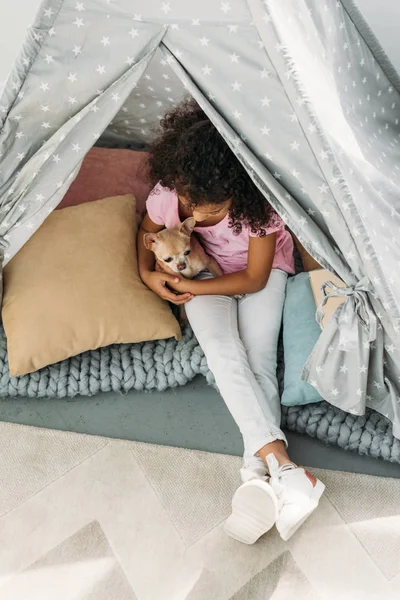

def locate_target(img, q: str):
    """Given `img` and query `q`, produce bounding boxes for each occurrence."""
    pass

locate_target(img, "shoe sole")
[224,480,279,545]
[278,479,326,541]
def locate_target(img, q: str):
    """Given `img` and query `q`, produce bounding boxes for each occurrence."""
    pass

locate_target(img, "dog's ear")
[179,217,196,236]
[143,232,160,250]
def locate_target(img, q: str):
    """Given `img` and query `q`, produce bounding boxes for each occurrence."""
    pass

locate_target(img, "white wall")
[355,0,400,74]
[0,1,399,89]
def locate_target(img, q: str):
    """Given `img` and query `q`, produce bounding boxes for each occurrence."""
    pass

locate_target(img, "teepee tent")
[1,0,400,437]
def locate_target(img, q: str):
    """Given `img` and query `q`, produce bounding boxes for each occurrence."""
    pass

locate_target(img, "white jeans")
[185,269,288,482]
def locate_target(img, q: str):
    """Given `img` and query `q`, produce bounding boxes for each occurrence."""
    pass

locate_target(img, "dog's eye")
[184,249,191,256]
[164,257,173,263]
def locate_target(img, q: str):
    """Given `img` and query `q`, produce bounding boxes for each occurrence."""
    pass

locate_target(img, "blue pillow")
[282,272,323,406]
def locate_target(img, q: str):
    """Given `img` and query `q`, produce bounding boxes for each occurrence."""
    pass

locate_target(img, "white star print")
[16,131,24,139]
[201,65,212,76]
[40,105,50,112]
[318,183,329,194]
[299,217,307,226]
[52,154,61,163]
[67,73,78,83]
[316,366,323,374]
[330,388,339,397]
[96,65,106,75]
[44,7,54,18]
[356,389,363,397]
[231,81,242,92]
[260,69,270,79]
[291,168,300,179]
[91,105,99,113]
[72,45,82,56]
[290,140,300,151]
[68,96,77,105]
[230,52,240,63]
[74,18,84,28]
[232,110,241,120]
[76,2,85,10]
[16,152,25,160]
[112,93,120,103]
[307,208,316,216]
[228,25,238,33]
[126,57,135,66]
[48,28,56,37]
[339,365,348,374]
[359,365,368,374]
[44,54,54,64]
[199,37,209,46]
[260,126,270,136]
[386,344,395,354]
[35,193,44,202]
[221,1,231,13]
[72,143,81,152]
[161,2,171,14]
[261,96,271,107]
[39,82,50,92]
[129,28,139,38]
[41,122,50,129]
[101,37,110,46]
[192,18,200,26]
[373,381,382,389]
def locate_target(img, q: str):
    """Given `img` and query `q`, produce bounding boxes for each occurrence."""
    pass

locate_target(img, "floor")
[1,421,399,600]
[0,375,399,479]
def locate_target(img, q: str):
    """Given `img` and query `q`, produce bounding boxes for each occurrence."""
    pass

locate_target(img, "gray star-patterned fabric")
[1,0,400,435]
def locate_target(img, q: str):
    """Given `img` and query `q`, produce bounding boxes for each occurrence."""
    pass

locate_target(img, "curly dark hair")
[146,98,274,235]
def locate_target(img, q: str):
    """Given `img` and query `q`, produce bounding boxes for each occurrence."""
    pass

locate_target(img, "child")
[138,99,325,544]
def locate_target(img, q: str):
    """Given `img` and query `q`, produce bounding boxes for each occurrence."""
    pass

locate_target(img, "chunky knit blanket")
[0,326,399,464]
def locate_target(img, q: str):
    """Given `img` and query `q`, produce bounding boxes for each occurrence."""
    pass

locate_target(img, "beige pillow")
[2,195,181,377]
[309,268,346,328]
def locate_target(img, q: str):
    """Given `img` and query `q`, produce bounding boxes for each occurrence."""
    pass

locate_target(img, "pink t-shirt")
[146,183,295,275]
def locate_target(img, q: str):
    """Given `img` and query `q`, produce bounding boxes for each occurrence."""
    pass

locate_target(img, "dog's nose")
[177,263,186,271]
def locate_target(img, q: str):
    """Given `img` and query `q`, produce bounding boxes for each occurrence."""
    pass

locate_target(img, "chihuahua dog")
[144,217,222,321]
[143,217,222,279]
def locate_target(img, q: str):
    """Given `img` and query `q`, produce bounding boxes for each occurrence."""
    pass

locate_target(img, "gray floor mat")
[1,375,399,479]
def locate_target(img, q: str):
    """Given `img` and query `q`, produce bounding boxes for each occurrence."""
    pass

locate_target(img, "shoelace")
[267,455,297,505]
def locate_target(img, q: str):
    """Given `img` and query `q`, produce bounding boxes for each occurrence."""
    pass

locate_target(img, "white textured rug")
[0,422,399,600]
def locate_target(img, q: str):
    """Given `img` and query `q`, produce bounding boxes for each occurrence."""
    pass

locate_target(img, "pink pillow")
[57,147,151,220]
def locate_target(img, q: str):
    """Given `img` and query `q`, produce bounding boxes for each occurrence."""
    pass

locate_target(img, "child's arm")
[170,234,277,296]
[137,213,194,305]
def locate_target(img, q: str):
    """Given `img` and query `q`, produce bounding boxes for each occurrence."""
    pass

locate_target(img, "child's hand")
[167,277,195,295]
[142,271,194,305]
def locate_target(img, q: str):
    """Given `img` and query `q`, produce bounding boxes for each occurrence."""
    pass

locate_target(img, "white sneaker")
[224,479,279,545]
[267,454,325,541]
